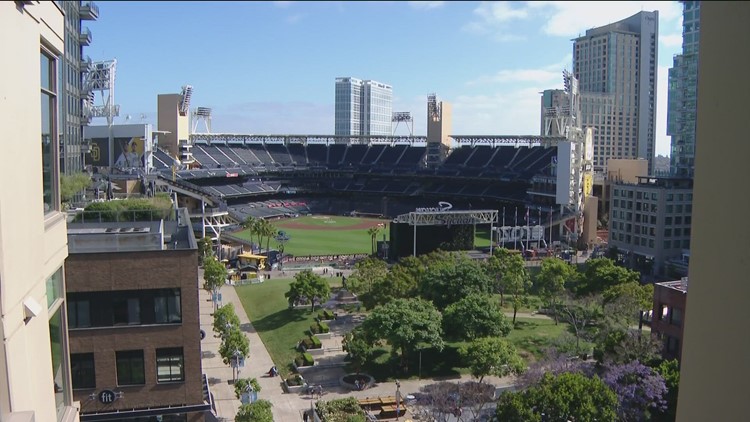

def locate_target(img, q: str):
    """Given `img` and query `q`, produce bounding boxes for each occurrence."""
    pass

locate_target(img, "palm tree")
[242,216,257,244]
[367,226,380,255]
[263,221,277,258]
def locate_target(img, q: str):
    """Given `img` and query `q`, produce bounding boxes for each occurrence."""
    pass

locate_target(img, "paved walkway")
[200,267,519,422]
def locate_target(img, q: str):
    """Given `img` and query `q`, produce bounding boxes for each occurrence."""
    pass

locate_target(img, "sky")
[86,1,684,156]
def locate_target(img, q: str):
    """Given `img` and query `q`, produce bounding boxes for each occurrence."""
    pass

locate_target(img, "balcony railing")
[79,27,92,46]
[80,1,99,20]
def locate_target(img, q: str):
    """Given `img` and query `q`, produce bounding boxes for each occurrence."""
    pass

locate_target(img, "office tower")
[677,3,750,421]
[573,11,659,174]
[667,2,701,177]
[60,1,99,174]
[335,77,393,136]
[1,2,78,420]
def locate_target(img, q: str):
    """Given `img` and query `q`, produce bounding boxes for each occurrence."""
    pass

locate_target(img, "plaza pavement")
[199,266,527,422]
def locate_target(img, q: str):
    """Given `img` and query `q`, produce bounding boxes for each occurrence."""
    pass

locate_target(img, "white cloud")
[660,34,682,47]
[463,1,530,40]
[467,55,571,87]
[527,1,682,38]
[452,87,546,135]
[408,1,445,10]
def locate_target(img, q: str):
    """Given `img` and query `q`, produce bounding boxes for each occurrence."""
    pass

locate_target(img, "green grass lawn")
[236,277,324,377]
[506,317,572,360]
[232,215,389,256]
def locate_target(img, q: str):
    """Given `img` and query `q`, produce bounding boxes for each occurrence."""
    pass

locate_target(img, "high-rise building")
[1,2,78,420]
[334,77,392,136]
[667,2,701,177]
[60,1,98,175]
[676,3,750,420]
[573,11,659,174]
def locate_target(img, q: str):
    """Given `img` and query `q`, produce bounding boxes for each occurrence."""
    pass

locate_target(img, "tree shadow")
[251,308,310,332]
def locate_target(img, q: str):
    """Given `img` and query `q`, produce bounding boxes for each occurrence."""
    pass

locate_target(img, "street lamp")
[395,380,402,420]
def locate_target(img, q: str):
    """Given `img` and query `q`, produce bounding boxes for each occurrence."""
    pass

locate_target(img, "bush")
[285,373,305,386]
[318,309,335,320]
[295,352,314,367]
[310,323,321,334]
[234,378,261,399]
[300,336,322,350]
[319,322,330,333]
[311,335,322,348]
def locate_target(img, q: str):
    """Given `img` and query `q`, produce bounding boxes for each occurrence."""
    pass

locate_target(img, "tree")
[594,329,663,366]
[203,257,227,310]
[495,372,619,422]
[418,253,493,310]
[461,337,525,383]
[559,294,603,354]
[60,173,91,203]
[342,328,373,374]
[360,298,444,372]
[653,359,680,422]
[535,258,578,324]
[197,236,214,263]
[443,294,511,340]
[483,248,522,306]
[366,257,421,309]
[242,216,257,245]
[235,399,273,422]
[490,250,533,323]
[576,258,639,296]
[516,347,588,390]
[219,327,250,366]
[234,377,261,399]
[602,281,654,328]
[284,270,331,312]
[213,303,242,339]
[346,257,388,297]
[602,360,667,422]
[367,226,381,255]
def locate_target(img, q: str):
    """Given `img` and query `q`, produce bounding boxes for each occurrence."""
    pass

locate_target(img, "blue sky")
[86,1,684,156]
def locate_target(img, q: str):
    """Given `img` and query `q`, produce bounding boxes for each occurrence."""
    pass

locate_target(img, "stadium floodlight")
[192,107,212,134]
[179,85,193,116]
[392,112,414,136]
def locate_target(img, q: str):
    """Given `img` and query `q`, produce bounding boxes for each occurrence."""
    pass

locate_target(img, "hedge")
[295,352,314,367]
[319,322,330,333]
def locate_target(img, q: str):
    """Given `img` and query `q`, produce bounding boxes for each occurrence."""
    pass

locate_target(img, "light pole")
[275,230,290,270]
[395,380,402,420]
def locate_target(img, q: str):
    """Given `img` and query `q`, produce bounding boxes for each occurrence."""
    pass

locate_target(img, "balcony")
[80,1,99,20]
[79,27,92,46]
[80,55,92,72]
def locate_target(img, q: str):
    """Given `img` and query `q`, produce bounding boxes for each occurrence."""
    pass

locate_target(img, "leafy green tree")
[418,253,493,310]
[654,359,680,422]
[342,328,373,374]
[575,258,639,296]
[234,377,261,399]
[443,294,511,340]
[60,173,91,203]
[535,258,578,324]
[461,337,525,383]
[203,257,227,310]
[495,372,619,422]
[360,298,444,372]
[365,257,421,309]
[235,399,273,422]
[219,327,249,365]
[346,257,388,297]
[594,329,663,366]
[483,248,521,306]
[198,236,214,263]
[559,294,603,354]
[213,303,242,338]
[602,281,654,328]
[284,270,331,312]
[494,250,533,323]
[242,216,257,244]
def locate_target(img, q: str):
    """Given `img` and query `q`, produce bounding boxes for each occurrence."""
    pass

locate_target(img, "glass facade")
[41,49,58,214]
[334,77,392,136]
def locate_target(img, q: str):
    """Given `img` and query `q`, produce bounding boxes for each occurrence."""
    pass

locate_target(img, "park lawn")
[506,317,570,360]
[235,277,341,377]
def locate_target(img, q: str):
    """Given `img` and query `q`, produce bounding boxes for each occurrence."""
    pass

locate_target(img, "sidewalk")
[200,272,518,422]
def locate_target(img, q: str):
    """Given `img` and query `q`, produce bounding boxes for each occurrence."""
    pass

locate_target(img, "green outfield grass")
[232,215,389,256]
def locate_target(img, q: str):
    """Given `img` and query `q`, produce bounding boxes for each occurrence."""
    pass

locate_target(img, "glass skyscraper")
[668,1,701,177]
[335,77,392,136]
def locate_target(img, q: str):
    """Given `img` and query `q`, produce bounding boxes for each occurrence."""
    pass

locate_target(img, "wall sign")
[99,389,116,404]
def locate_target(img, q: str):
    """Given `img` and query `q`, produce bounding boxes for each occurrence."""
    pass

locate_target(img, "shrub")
[319,322,330,333]
[316,397,366,422]
[285,373,305,386]
[311,335,322,348]
[295,353,314,367]
[318,309,335,320]
[310,323,321,334]
[234,378,261,399]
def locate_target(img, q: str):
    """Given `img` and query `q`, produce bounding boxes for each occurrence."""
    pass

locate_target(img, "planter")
[316,332,332,340]
[284,377,307,394]
[308,348,325,356]
[340,373,375,391]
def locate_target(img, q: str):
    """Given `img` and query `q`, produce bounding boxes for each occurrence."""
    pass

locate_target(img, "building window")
[156,348,185,383]
[155,289,182,324]
[116,350,145,386]
[659,304,669,320]
[41,48,59,214]
[67,288,182,328]
[67,299,91,328]
[670,307,683,326]
[71,353,96,390]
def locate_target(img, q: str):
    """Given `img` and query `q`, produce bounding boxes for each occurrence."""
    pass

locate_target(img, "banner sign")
[496,225,545,242]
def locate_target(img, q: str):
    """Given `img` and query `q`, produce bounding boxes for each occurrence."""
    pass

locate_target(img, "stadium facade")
[573,11,659,174]
[334,77,393,136]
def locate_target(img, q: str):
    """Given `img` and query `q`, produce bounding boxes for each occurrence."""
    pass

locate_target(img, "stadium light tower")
[83,59,120,167]
[391,112,414,136]
[192,107,212,134]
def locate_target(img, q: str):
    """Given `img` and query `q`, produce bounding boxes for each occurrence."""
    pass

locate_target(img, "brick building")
[65,208,212,422]
[651,278,688,361]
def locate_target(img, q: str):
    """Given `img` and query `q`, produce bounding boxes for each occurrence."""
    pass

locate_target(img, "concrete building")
[157,91,191,161]
[651,278,687,361]
[334,77,392,136]
[0,1,78,421]
[593,158,649,219]
[677,3,750,420]
[667,1,700,178]
[65,209,211,422]
[60,1,98,174]
[608,176,693,275]
[425,94,452,168]
[573,11,659,174]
